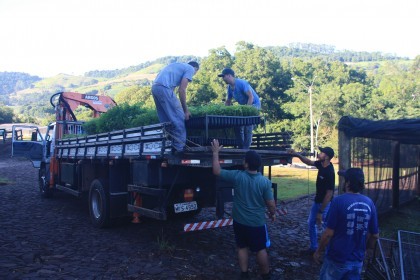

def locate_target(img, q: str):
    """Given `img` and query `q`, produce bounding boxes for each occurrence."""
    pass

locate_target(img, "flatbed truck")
[12,92,293,228]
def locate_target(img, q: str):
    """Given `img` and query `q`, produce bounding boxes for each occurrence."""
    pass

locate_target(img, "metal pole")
[292,76,317,159]
[309,85,314,157]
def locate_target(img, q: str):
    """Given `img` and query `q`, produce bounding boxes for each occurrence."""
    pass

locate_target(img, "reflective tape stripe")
[265,207,288,218]
[184,218,233,232]
[181,160,200,164]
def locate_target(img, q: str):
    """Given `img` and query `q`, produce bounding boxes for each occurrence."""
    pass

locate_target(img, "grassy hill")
[10,65,162,105]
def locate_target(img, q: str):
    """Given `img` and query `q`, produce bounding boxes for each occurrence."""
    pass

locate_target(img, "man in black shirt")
[289,147,335,255]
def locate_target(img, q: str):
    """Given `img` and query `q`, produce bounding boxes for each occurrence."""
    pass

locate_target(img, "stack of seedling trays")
[186,115,261,147]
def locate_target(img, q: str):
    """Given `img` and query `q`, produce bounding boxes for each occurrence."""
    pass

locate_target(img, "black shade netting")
[350,137,419,214]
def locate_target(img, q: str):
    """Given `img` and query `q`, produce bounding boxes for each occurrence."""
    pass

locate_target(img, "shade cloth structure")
[338,116,419,214]
[338,116,420,145]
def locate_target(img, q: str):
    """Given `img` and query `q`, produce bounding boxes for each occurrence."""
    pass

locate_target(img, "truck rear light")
[184,189,194,202]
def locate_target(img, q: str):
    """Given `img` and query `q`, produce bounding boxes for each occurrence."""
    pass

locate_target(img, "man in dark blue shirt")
[314,168,379,279]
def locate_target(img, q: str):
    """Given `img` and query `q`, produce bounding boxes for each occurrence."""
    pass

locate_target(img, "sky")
[0,0,419,77]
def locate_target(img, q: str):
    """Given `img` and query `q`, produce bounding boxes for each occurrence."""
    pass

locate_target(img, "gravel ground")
[0,141,320,280]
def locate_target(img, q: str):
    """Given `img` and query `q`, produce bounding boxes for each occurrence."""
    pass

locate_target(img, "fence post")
[392,141,400,209]
[338,130,351,194]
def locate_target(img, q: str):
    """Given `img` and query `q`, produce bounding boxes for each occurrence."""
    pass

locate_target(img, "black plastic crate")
[186,115,261,129]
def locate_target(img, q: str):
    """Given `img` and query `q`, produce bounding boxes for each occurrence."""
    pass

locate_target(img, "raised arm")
[288,149,315,166]
[211,139,223,176]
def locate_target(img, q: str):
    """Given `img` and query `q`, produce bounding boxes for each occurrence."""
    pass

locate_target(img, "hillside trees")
[233,42,291,121]
[187,47,233,106]
[0,72,41,96]
[2,46,417,154]
[0,106,14,124]
[281,58,377,149]
[115,86,154,108]
[373,61,420,118]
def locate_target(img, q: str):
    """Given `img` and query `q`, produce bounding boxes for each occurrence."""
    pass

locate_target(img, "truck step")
[127,204,166,220]
[55,184,81,197]
[127,184,166,197]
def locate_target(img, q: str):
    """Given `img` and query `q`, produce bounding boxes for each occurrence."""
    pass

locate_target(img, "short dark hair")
[188,61,199,70]
[218,68,235,77]
[245,150,262,171]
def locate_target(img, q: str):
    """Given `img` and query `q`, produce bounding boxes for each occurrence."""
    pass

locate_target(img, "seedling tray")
[186,115,261,129]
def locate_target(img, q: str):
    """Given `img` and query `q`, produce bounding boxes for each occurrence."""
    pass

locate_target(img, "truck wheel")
[39,165,53,198]
[89,180,111,228]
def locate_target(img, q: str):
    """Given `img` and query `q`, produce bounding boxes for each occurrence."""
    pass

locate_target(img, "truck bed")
[56,121,293,167]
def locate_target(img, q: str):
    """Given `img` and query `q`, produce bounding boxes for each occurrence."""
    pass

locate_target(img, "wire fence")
[364,231,420,280]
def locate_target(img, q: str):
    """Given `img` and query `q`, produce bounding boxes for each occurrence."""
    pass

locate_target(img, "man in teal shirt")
[211,139,276,280]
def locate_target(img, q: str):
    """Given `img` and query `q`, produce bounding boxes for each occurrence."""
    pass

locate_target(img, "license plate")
[174,201,198,213]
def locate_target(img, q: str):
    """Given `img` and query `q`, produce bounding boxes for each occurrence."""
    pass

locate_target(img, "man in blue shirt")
[152,61,199,152]
[211,139,276,280]
[218,68,261,149]
[314,168,379,279]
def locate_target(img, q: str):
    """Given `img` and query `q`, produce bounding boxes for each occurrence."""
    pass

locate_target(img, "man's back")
[228,78,260,108]
[326,193,379,262]
[220,170,272,226]
[154,63,195,89]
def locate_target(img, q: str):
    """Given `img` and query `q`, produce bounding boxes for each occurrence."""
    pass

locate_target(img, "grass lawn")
[264,166,340,201]
[378,198,420,239]
[266,166,318,200]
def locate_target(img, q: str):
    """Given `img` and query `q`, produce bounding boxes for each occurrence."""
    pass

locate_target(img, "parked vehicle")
[12,92,293,228]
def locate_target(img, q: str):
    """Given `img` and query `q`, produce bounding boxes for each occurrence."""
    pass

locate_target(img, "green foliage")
[2,45,418,156]
[0,72,41,95]
[0,106,14,124]
[190,104,259,117]
[234,42,290,121]
[84,55,201,78]
[114,85,155,108]
[267,43,408,62]
[187,47,233,105]
[83,103,157,134]
[84,103,259,134]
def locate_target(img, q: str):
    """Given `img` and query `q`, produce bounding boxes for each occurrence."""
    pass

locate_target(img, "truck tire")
[39,164,53,198]
[89,180,111,228]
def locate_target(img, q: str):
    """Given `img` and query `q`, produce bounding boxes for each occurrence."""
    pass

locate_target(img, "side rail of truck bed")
[56,122,173,160]
[56,121,294,167]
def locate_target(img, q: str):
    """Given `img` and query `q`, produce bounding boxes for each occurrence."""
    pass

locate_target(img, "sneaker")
[239,271,250,279]
[302,248,316,256]
[261,272,271,280]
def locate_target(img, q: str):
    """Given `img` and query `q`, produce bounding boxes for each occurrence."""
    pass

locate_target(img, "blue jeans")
[320,256,363,280]
[152,85,186,151]
[308,202,330,251]
[234,125,254,149]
